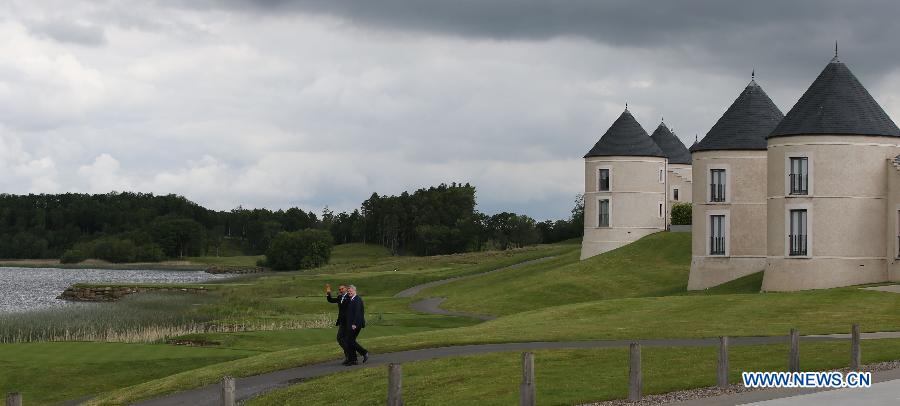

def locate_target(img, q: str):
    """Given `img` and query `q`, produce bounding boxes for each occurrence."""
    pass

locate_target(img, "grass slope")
[421,232,691,315]
[0,342,257,406]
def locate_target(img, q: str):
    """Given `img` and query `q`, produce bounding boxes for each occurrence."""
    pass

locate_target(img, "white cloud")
[77,153,130,193]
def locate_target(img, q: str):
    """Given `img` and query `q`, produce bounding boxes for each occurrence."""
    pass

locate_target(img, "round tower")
[763,54,900,291]
[651,122,693,220]
[687,77,784,289]
[581,108,668,260]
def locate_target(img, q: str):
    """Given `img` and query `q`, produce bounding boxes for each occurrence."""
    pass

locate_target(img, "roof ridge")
[585,109,666,158]
[691,79,784,152]
[769,58,900,138]
[650,122,692,164]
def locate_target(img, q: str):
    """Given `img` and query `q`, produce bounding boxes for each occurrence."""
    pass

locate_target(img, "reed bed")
[0,293,334,344]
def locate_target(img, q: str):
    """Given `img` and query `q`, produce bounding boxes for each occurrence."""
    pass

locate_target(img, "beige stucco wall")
[666,163,693,224]
[889,160,900,282]
[762,135,900,291]
[581,156,667,260]
[688,150,767,290]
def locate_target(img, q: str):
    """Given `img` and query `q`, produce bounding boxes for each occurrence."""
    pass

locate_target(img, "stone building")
[762,54,900,291]
[651,121,693,223]
[687,76,784,289]
[687,52,900,291]
[581,108,668,259]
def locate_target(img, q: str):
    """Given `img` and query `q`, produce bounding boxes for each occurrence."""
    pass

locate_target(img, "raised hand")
[325,283,332,294]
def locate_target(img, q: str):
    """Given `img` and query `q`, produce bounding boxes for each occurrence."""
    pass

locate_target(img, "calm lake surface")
[0,267,233,313]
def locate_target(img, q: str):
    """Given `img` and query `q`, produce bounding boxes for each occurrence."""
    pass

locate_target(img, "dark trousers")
[344,326,368,362]
[336,325,349,360]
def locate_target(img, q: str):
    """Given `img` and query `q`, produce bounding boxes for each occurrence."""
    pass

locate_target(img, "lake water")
[0,267,233,313]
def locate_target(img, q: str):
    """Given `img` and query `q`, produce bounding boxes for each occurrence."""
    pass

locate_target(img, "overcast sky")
[3,1,900,220]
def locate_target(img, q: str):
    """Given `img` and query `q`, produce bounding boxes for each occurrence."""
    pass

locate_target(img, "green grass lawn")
[84,232,900,405]
[419,232,691,315]
[5,241,564,405]
[247,339,900,406]
[184,255,264,267]
[10,232,900,406]
[85,286,900,405]
[0,342,258,406]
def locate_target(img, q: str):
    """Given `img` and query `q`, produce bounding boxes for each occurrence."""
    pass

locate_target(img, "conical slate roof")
[650,122,692,164]
[769,57,900,138]
[585,109,666,158]
[691,79,784,152]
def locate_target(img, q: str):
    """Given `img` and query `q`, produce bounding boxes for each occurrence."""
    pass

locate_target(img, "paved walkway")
[396,255,556,321]
[670,367,900,405]
[135,332,900,406]
[861,284,900,293]
[393,255,556,298]
[408,297,496,320]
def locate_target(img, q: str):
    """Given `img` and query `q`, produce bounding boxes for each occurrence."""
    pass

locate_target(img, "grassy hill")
[85,232,900,405]
[420,232,692,315]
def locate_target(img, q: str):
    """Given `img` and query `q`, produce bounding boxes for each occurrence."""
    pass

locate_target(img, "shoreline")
[0,262,209,271]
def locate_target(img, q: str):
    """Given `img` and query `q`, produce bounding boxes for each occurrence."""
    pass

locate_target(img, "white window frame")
[895,205,900,259]
[784,152,813,197]
[658,167,665,184]
[706,209,730,256]
[658,201,664,219]
[597,197,611,228]
[672,186,680,201]
[597,166,612,192]
[784,203,812,258]
[707,163,731,204]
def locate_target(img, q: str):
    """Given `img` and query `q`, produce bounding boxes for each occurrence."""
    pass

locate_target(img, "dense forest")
[0,184,583,260]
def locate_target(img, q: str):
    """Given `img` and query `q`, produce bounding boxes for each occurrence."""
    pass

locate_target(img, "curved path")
[397,255,557,320]
[135,332,900,406]
[394,255,556,298]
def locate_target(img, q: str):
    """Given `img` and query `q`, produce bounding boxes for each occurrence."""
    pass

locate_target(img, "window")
[659,168,665,183]
[673,188,679,201]
[710,215,725,255]
[658,202,663,218]
[598,169,610,192]
[789,209,808,256]
[598,199,610,227]
[710,169,726,202]
[789,157,808,195]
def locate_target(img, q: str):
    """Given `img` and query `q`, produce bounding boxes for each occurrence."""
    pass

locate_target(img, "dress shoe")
[345,361,359,366]
[362,353,369,364]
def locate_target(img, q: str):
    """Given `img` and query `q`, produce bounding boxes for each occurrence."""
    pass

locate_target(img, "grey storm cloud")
[180,0,900,78]
[24,18,106,46]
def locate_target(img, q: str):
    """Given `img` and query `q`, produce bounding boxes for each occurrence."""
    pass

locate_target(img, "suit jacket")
[345,295,366,329]
[326,293,348,326]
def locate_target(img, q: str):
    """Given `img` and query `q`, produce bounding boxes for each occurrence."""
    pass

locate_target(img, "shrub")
[60,249,88,264]
[265,229,334,271]
[90,238,138,263]
[671,203,692,225]
[134,243,166,262]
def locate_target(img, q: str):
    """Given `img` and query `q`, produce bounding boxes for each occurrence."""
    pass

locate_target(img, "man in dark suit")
[325,284,349,363]
[343,284,369,366]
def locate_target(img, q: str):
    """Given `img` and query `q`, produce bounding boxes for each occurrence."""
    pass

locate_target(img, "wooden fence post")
[388,363,403,406]
[789,328,800,373]
[221,376,235,406]
[520,352,535,406]
[850,324,861,371]
[6,392,22,406]
[717,336,729,388]
[628,342,642,401]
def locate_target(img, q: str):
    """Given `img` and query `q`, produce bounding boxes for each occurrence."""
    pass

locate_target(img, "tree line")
[0,185,583,261]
